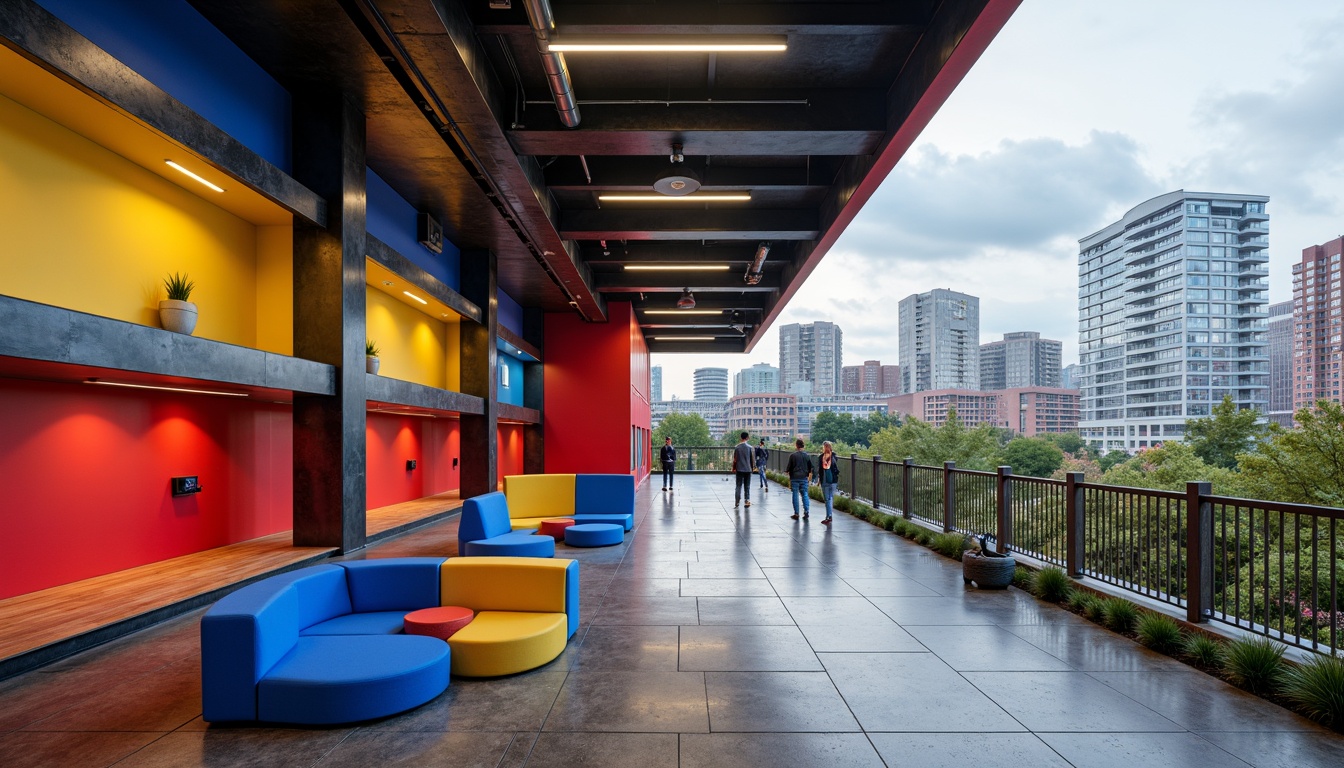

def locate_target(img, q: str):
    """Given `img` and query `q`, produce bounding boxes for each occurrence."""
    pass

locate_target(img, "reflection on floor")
[2,474,1343,767]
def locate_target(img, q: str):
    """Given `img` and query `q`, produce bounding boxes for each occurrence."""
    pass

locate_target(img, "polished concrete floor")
[2,474,1343,767]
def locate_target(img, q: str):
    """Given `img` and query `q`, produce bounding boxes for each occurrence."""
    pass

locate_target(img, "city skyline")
[651,1,1344,401]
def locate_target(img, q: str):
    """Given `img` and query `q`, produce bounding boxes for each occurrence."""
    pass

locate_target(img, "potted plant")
[366,339,380,374]
[159,272,198,335]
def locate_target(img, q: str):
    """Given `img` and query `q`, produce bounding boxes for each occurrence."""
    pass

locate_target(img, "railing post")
[1065,471,1084,577]
[996,466,1013,554]
[902,458,913,519]
[871,455,882,509]
[850,453,858,498]
[943,461,956,532]
[1186,481,1213,624]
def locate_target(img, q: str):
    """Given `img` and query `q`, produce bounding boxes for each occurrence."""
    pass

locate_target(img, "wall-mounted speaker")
[417,212,443,254]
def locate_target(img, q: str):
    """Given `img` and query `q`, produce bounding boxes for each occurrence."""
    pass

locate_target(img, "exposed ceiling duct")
[744,242,770,285]
[521,0,580,127]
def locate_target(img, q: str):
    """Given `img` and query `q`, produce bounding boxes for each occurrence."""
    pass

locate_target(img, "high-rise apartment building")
[1292,236,1344,411]
[880,365,901,395]
[693,367,729,403]
[979,332,1062,390]
[778,321,843,395]
[726,393,797,441]
[898,289,980,394]
[733,363,780,396]
[1060,363,1081,390]
[1078,191,1270,454]
[651,365,663,403]
[841,360,886,394]
[841,365,861,393]
[1267,301,1294,426]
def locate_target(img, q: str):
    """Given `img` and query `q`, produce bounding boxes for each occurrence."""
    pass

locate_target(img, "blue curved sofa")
[457,492,555,557]
[201,555,578,725]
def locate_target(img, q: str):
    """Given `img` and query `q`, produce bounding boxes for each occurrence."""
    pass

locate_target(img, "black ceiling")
[186,0,1018,353]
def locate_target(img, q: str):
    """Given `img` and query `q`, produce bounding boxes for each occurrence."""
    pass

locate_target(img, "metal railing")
[740,447,1344,656]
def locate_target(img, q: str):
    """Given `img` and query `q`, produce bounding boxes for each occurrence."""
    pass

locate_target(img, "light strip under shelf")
[599,194,751,202]
[403,291,428,305]
[653,336,716,341]
[165,160,225,192]
[86,379,248,397]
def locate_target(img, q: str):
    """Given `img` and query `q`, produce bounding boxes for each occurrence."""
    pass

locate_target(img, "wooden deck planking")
[366,491,462,537]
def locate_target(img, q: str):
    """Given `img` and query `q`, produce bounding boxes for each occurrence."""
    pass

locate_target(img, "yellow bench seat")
[447,611,567,677]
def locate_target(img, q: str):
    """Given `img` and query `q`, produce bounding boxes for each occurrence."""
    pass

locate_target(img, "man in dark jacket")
[754,438,770,491]
[786,438,813,520]
[659,436,676,492]
[731,431,755,508]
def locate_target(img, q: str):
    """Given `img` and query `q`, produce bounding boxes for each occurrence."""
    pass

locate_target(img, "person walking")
[786,438,813,520]
[659,436,677,492]
[816,440,841,525]
[754,438,770,491]
[731,431,755,508]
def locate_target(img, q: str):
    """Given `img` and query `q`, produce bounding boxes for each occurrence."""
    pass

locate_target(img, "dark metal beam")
[583,243,765,265]
[647,338,749,355]
[633,295,768,312]
[547,157,833,192]
[476,2,932,35]
[595,272,779,293]
[510,93,884,156]
[561,209,819,241]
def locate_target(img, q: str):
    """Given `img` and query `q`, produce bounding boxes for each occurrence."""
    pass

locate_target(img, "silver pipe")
[579,154,592,184]
[521,0,580,127]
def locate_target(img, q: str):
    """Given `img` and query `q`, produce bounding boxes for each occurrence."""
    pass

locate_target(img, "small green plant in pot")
[159,272,198,335]
[366,338,381,374]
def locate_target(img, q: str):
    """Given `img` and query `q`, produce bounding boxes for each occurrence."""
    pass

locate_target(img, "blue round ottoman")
[564,523,624,547]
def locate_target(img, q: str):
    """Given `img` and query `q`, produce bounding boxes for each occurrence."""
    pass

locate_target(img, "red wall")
[544,301,651,479]
[496,423,523,485]
[365,413,459,509]
[0,377,292,599]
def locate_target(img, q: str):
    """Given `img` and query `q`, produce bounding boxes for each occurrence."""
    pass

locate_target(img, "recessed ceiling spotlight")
[382,280,395,287]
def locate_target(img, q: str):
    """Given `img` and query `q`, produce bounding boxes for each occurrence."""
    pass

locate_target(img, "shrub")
[1082,596,1107,622]
[914,529,934,546]
[1183,634,1226,668]
[1011,567,1032,589]
[1224,637,1286,695]
[882,515,899,531]
[833,496,852,512]
[1102,598,1139,633]
[1134,613,1184,653]
[1281,655,1344,729]
[932,533,966,559]
[1031,567,1073,603]
[1066,589,1092,612]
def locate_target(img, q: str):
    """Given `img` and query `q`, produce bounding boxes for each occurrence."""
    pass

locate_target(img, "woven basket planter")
[962,552,1016,589]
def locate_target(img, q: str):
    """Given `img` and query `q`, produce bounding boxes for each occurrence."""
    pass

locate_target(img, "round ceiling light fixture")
[676,287,697,309]
[653,143,701,196]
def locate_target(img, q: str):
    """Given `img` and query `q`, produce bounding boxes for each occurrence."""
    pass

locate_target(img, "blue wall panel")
[498,354,525,407]
[35,0,292,171]
[366,170,461,291]
[498,290,523,337]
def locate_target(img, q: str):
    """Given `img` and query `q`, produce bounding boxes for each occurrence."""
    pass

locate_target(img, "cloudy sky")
[653,0,1344,400]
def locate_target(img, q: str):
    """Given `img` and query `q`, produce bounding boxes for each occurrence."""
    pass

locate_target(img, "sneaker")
[790,513,800,520]
[744,501,751,507]
[821,518,832,525]
[662,487,667,491]
[803,514,809,520]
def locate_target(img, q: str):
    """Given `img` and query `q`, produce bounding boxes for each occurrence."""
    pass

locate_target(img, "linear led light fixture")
[403,291,428,305]
[86,379,248,397]
[548,36,787,53]
[165,160,225,192]
[653,336,716,341]
[599,194,750,202]
[643,309,723,315]
[623,264,730,271]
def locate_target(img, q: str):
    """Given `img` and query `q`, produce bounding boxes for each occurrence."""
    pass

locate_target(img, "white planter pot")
[367,356,380,375]
[159,300,198,335]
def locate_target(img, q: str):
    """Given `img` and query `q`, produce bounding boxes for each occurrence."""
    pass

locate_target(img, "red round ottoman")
[538,518,577,540]
[403,606,474,640]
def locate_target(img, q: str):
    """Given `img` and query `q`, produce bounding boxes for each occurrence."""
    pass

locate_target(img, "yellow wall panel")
[365,288,452,389]
[254,225,293,355]
[0,94,282,349]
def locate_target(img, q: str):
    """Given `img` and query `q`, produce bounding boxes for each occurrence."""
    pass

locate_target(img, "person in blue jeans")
[755,438,770,491]
[786,438,813,520]
[816,441,840,525]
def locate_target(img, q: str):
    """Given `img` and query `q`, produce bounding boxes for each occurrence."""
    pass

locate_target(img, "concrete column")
[460,250,498,496]
[290,92,367,551]
[523,306,545,474]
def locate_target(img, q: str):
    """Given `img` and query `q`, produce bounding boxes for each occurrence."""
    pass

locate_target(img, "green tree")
[1000,437,1065,478]
[653,412,711,448]
[1040,431,1087,457]
[868,407,999,469]
[1184,395,1266,469]
[1098,450,1130,472]
[809,411,855,446]
[1100,442,1245,495]
[1238,400,1344,506]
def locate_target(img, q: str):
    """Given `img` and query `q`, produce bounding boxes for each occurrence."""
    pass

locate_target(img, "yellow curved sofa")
[440,556,579,677]
[502,474,575,529]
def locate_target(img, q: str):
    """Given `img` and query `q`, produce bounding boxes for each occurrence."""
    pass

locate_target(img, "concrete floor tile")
[1197,730,1344,768]
[522,732,678,768]
[679,625,822,672]
[705,671,860,732]
[965,671,1184,732]
[680,732,885,767]
[1040,732,1251,768]
[543,669,708,733]
[868,732,1071,767]
[0,731,160,768]
[312,730,513,767]
[569,625,680,671]
[905,625,1074,671]
[696,596,796,626]
[114,728,352,767]
[679,579,776,597]
[821,653,1023,732]
[798,622,926,653]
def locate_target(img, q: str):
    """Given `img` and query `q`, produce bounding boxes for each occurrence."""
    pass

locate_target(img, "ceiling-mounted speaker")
[417,212,443,254]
